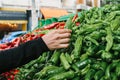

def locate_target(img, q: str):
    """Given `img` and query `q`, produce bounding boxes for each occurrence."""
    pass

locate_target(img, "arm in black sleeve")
[0,38,49,73]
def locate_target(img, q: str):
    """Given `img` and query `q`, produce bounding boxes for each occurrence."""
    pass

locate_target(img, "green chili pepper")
[94,70,104,80]
[49,50,60,65]
[111,17,120,31]
[85,36,99,46]
[101,51,113,61]
[106,12,116,21]
[73,36,83,59]
[64,16,73,29]
[65,53,72,64]
[115,62,120,76]
[105,62,118,79]
[80,53,88,61]
[34,65,58,78]
[81,64,91,75]
[105,27,113,52]
[72,77,80,80]
[71,64,79,72]
[100,61,107,71]
[47,67,65,76]
[112,44,120,51]
[86,45,97,56]
[79,23,103,34]
[48,70,75,80]
[92,63,101,70]
[60,53,70,70]
[74,59,93,69]
[111,73,118,80]
[85,69,96,80]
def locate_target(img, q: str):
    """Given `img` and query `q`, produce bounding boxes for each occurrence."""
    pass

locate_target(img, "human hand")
[42,29,72,50]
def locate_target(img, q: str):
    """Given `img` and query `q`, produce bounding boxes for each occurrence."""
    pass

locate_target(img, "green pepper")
[114,35,120,43]
[47,67,65,76]
[106,12,116,21]
[92,63,101,70]
[100,61,107,71]
[105,61,118,79]
[111,73,118,80]
[80,53,88,61]
[94,70,104,80]
[115,62,120,76]
[60,53,70,70]
[112,44,120,51]
[71,64,79,72]
[49,50,60,65]
[101,51,113,61]
[81,64,91,75]
[33,65,58,79]
[64,16,73,29]
[48,70,75,80]
[85,45,97,56]
[89,30,106,40]
[79,23,103,35]
[84,36,99,46]
[105,27,113,52]
[73,36,83,59]
[74,59,93,69]
[85,69,96,80]
[111,17,120,31]
[100,76,106,80]
[65,53,72,64]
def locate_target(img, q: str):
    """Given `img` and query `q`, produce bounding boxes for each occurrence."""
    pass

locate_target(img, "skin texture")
[42,29,72,50]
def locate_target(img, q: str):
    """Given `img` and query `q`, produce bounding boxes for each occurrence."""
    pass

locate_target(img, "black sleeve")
[0,38,49,73]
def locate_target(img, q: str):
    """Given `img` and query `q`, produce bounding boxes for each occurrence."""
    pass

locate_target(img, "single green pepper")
[47,67,65,76]
[85,69,96,80]
[60,53,70,70]
[112,44,120,51]
[84,36,99,46]
[101,51,113,61]
[48,70,75,80]
[81,64,91,75]
[111,73,118,80]
[73,36,83,59]
[105,27,113,52]
[49,50,60,65]
[79,23,103,35]
[64,16,73,29]
[111,17,120,31]
[94,70,104,80]
[65,53,72,64]
[74,59,93,69]
[105,62,118,79]
[115,62,120,76]
[80,53,88,61]
[34,65,58,78]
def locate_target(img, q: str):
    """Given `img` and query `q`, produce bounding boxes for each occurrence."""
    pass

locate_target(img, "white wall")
[39,0,62,8]
[1,0,32,9]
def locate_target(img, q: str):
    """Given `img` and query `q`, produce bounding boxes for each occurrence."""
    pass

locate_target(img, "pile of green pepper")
[15,4,120,80]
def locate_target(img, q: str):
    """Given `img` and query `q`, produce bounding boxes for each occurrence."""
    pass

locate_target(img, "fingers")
[58,33,71,39]
[56,29,72,34]
[57,44,69,49]
[59,38,70,44]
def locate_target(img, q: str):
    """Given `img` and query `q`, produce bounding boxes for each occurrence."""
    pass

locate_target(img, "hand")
[42,29,72,50]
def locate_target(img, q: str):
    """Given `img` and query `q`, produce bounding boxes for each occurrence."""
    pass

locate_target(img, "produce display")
[15,4,120,80]
[1,4,120,80]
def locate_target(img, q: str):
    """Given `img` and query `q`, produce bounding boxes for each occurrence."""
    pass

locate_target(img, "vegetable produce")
[2,4,120,80]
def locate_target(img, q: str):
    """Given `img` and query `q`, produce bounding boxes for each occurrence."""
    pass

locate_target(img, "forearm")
[0,38,49,73]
